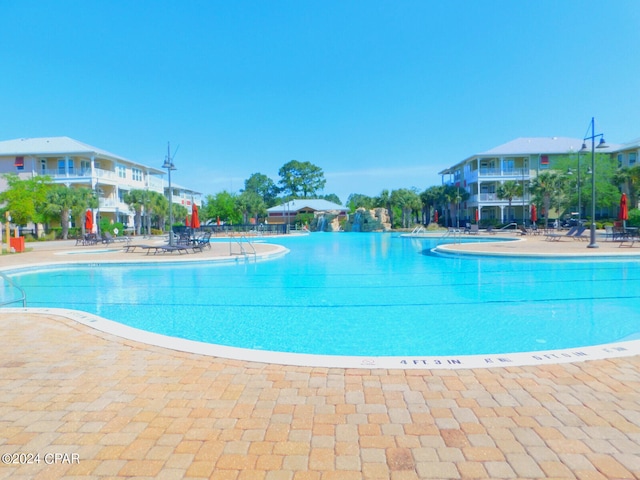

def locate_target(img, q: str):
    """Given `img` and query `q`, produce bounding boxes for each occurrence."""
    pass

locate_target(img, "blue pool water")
[6,233,640,356]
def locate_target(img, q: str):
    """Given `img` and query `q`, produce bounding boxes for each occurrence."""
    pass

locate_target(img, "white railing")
[478,168,528,177]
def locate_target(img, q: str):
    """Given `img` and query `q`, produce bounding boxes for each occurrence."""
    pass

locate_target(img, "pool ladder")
[0,272,26,307]
[230,235,257,261]
[437,228,462,245]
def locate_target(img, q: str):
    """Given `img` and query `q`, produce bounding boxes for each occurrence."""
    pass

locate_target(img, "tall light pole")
[580,117,607,248]
[162,142,177,246]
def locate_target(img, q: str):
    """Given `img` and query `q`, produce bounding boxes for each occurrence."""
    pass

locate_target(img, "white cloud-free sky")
[2,0,639,203]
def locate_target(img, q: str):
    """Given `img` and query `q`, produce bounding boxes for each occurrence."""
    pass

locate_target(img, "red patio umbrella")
[217,216,221,226]
[619,193,628,227]
[530,204,537,223]
[434,210,439,223]
[84,210,93,232]
[191,203,200,229]
[185,215,190,227]
[475,209,479,223]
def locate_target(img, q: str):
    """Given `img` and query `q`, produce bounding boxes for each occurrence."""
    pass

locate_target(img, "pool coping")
[3,307,640,370]
[4,237,640,370]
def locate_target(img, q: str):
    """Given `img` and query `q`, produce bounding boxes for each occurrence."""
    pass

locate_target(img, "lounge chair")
[572,225,588,241]
[76,233,98,246]
[101,232,115,244]
[195,231,212,249]
[469,224,479,235]
[545,225,578,241]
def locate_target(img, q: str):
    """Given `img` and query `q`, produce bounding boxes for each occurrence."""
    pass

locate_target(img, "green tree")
[243,173,279,207]
[44,186,96,239]
[346,193,375,212]
[496,180,523,224]
[124,189,149,235]
[321,193,342,205]
[278,160,326,198]
[71,187,98,233]
[420,186,442,224]
[147,191,169,231]
[390,188,421,228]
[0,174,52,234]
[530,172,564,228]
[202,191,242,224]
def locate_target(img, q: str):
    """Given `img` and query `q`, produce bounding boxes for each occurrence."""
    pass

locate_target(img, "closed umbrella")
[531,204,537,224]
[85,210,93,232]
[191,203,200,230]
[619,193,628,228]
[475,209,479,223]
[434,210,439,223]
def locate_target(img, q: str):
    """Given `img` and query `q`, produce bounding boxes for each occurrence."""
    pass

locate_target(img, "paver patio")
[1,235,639,479]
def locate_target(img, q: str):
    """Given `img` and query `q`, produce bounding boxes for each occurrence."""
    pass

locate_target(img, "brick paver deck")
[1,236,640,479]
[1,312,639,479]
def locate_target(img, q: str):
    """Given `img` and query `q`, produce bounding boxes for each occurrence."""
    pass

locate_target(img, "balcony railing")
[469,194,527,203]
[478,167,528,177]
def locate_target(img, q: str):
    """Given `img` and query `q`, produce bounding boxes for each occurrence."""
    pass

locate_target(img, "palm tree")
[375,190,393,227]
[44,185,76,239]
[496,180,523,224]
[530,172,564,229]
[71,187,98,234]
[147,191,168,232]
[124,189,149,235]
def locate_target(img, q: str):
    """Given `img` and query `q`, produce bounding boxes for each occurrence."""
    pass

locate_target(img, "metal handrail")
[438,228,462,245]
[230,235,257,259]
[0,271,26,307]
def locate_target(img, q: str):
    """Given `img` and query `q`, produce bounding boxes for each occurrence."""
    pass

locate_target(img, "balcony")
[469,194,526,204]
[478,167,529,178]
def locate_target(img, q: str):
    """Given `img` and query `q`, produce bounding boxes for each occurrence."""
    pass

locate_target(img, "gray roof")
[0,136,164,174]
[267,199,348,214]
[481,137,584,155]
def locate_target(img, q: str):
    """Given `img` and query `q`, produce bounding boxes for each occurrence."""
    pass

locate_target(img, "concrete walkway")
[1,235,639,479]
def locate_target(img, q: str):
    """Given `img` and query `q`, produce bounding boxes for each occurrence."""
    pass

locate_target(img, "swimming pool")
[6,233,640,361]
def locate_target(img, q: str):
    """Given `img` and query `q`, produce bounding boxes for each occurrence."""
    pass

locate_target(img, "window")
[503,159,515,173]
[132,168,142,181]
[14,157,24,171]
[40,159,47,174]
[80,160,91,174]
[117,164,126,178]
[57,159,66,174]
[630,153,637,166]
[618,154,624,168]
[67,159,74,174]
[540,155,549,170]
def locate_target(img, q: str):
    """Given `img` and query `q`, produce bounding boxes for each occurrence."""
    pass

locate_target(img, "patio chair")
[604,225,614,241]
[571,225,588,241]
[545,225,578,242]
[196,231,212,249]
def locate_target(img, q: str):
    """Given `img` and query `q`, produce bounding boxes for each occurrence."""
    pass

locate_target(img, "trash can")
[10,237,25,253]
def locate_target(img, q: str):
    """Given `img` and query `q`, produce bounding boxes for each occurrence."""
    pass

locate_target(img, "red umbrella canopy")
[434,210,439,223]
[475,209,479,222]
[530,204,537,223]
[619,193,629,221]
[85,210,93,231]
[191,203,201,229]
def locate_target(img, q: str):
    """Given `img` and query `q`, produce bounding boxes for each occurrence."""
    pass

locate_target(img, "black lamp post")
[580,117,607,248]
[162,142,177,246]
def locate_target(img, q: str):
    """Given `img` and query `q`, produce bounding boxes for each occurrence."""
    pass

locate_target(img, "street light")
[162,142,177,246]
[580,117,607,248]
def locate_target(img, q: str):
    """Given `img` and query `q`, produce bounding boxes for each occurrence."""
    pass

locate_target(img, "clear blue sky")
[2,0,639,204]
